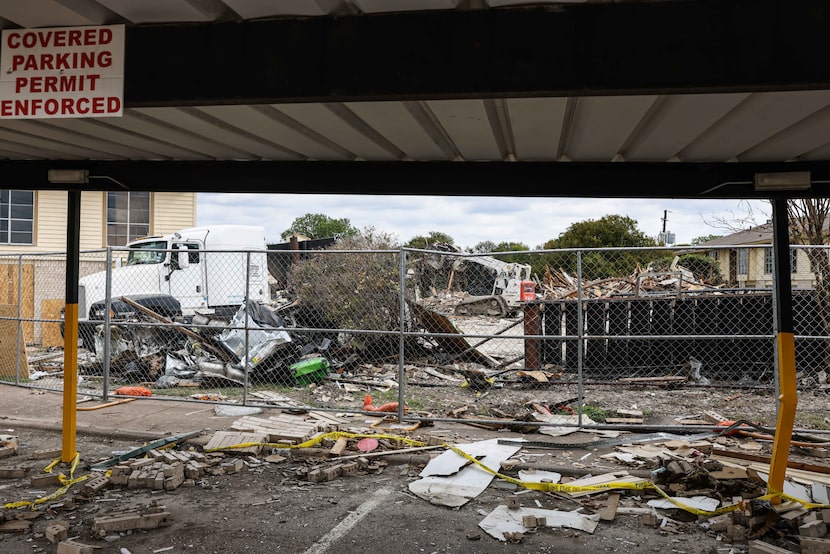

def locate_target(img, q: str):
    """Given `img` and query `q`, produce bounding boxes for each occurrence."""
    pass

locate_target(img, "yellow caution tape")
[206,432,830,517]
[3,452,91,510]
[443,443,830,517]
[19,433,819,520]
[203,431,428,453]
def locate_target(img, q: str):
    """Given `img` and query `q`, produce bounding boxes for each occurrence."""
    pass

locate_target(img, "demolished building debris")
[5,395,830,551]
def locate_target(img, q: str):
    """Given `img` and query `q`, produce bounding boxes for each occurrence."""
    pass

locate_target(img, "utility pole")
[658,210,674,245]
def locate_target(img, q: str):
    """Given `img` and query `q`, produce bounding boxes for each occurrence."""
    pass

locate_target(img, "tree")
[288,227,408,358]
[543,215,657,249]
[491,241,529,252]
[539,215,662,280]
[479,241,534,271]
[470,241,496,253]
[788,199,830,364]
[281,213,358,241]
[691,234,723,245]
[404,231,454,249]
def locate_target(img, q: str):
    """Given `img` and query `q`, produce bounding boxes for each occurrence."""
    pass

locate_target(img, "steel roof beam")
[124,0,830,107]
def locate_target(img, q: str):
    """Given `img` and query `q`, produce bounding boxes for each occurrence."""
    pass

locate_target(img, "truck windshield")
[126,240,168,265]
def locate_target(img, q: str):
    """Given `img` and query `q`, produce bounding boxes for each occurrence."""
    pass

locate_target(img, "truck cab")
[75,225,270,349]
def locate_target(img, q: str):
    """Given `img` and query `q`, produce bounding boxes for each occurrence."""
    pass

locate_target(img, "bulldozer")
[452,255,534,317]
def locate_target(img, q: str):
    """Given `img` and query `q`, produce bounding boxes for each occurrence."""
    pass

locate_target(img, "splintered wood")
[247,392,350,427]
[540,263,721,300]
[230,415,322,443]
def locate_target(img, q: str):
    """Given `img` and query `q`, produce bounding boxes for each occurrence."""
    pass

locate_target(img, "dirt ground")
[1,424,727,554]
[3,381,830,554]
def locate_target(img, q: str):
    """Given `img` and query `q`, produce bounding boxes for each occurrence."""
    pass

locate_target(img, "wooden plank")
[307,411,349,426]
[713,450,830,476]
[203,431,267,454]
[0,519,32,533]
[329,437,348,456]
[409,302,499,368]
[599,493,620,521]
[711,454,830,488]
[564,472,649,498]
[230,415,318,442]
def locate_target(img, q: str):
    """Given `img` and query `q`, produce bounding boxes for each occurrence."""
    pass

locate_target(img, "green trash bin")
[290,357,330,385]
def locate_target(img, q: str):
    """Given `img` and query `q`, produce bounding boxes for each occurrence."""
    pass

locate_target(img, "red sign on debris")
[0,24,124,119]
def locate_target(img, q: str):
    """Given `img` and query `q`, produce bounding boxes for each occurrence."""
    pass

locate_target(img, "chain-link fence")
[2,243,826,425]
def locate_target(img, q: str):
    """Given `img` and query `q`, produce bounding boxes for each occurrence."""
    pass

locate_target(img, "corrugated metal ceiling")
[0,0,826,173]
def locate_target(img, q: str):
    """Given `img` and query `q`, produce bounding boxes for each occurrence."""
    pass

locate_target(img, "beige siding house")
[0,190,196,253]
[0,190,196,347]
[700,222,816,289]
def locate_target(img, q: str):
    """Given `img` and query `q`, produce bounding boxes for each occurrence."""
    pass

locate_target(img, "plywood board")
[41,299,65,348]
[0,264,34,342]
[0,305,28,380]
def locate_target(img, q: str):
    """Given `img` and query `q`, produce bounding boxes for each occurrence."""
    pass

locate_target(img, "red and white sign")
[0,24,124,119]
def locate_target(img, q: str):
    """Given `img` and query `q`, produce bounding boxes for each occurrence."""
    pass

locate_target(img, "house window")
[107,192,150,246]
[764,247,800,275]
[708,250,718,261]
[0,190,34,245]
[737,248,748,275]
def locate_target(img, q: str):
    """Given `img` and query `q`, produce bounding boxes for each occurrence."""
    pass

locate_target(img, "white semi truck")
[75,224,270,349]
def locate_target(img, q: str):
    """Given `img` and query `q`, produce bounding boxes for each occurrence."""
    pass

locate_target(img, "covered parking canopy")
[0,0,825,496]
[0,0,826,192]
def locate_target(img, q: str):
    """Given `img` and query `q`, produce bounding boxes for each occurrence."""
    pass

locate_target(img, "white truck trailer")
[75,224,270,349]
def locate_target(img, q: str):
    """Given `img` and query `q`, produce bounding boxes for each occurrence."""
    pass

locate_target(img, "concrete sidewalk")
[0,383,550,454]
[0,383,267,445]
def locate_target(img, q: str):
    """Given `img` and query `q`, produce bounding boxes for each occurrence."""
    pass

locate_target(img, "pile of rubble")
[539,262,723,300]
[6,399,830,551]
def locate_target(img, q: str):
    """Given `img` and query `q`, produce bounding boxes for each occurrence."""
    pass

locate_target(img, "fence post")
[243,249,251,405]
[397,249,406,423]
[576,250,584,426]
[15,254,22,384]
[102,247,113,401]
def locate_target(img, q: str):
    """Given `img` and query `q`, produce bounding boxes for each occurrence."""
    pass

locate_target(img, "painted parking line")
[303,487,392,554]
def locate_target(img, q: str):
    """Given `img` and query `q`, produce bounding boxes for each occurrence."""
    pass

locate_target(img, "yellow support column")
[767,332,797,502]
[61,303,78,462]
[766,196,797,504]
[62,189,81,464]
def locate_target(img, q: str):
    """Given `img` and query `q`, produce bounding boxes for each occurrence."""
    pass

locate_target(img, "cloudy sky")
[196,193,771,250]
